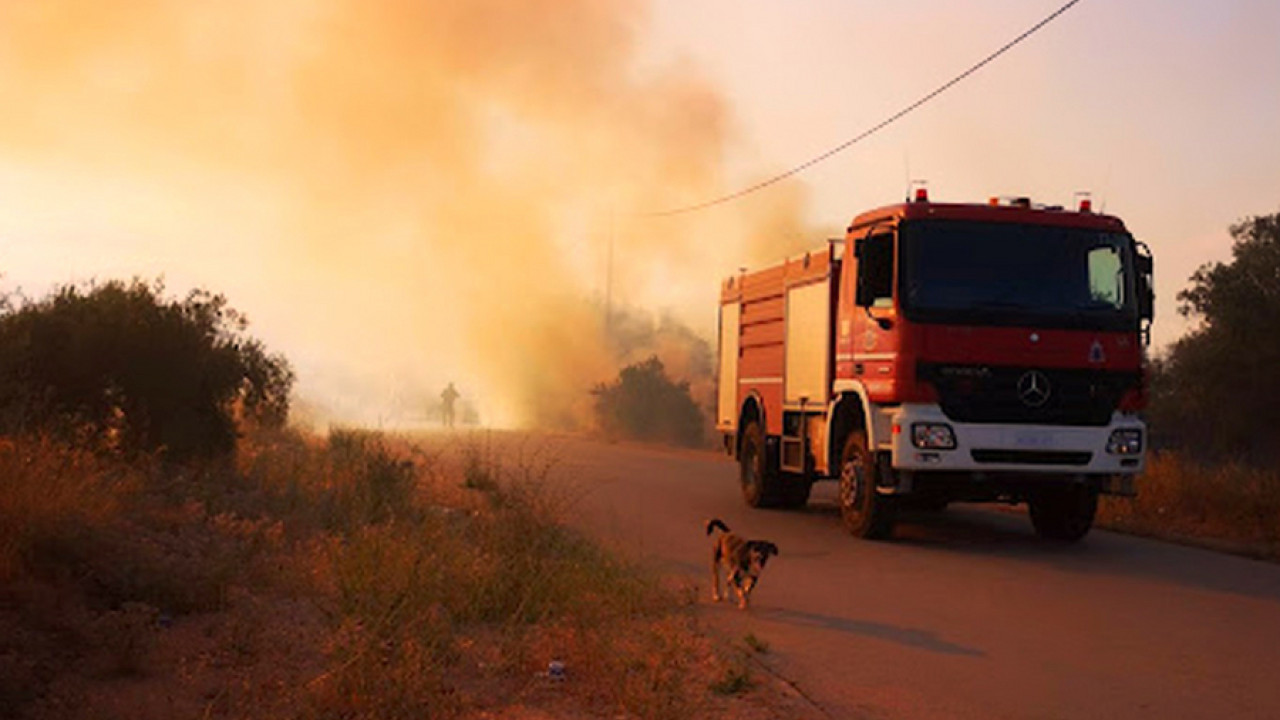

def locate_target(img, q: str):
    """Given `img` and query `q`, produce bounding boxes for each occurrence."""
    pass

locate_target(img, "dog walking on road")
[706,518,779,609]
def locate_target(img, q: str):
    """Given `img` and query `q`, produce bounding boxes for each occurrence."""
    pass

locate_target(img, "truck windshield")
[900,220,1138,331]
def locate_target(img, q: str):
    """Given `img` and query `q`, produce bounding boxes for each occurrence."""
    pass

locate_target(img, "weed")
[0,435,134,582]
[2,427,749,718]
[710,653,755,696]
[1099,451,1280,556]
[744,632,770,654]
[323,428,419,530]
[461,439,499,494]
[92,601,158,677]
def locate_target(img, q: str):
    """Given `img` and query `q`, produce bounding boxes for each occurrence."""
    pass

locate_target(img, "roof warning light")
[909,180,929,203]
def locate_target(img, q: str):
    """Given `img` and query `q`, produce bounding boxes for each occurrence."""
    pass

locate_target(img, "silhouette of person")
[441,382,460,428]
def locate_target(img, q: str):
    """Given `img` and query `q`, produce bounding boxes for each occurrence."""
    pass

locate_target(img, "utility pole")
[605,209,614,336]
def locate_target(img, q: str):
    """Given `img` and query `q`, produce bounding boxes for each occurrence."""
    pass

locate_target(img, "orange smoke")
[0,0,817,428]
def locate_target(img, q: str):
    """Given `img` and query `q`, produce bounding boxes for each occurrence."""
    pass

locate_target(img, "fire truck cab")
[717,192,1155,541]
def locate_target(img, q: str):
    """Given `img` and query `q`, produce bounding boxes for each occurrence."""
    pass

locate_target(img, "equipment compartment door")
[717,302,741,429]
[785,279,831,404]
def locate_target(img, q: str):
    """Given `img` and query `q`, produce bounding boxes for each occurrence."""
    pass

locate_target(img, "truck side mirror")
[1135,244,1154,322]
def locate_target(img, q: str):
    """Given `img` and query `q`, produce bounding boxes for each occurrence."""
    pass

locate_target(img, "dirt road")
[491,432,1280,720]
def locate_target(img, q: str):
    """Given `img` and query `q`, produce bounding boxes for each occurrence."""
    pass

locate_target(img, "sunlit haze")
[3,0,1278,428]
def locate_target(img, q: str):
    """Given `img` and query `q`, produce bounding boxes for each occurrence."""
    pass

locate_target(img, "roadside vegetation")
[1099,452,1280,558]
[589,305,717,448]
[3,429,766,718]
[0,281,789,719]
[1098,209,1280,557]
[592,355,707,448]
[0,279,292,461]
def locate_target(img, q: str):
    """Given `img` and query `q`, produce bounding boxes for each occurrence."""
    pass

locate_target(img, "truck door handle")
[854,363,865,375]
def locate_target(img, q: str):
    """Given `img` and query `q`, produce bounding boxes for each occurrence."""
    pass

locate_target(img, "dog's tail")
[705,518,730,536]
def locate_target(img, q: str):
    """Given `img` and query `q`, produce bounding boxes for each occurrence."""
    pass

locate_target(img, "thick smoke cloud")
[0,0,820,427]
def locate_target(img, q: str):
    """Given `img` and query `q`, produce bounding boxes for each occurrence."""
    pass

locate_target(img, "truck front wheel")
[838,430,896,539]
[1028,484,1098,542]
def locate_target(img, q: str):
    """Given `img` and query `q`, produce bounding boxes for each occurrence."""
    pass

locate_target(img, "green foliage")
[1148,211,1280,460]
[592,356,706,447]
[0,279,293,460]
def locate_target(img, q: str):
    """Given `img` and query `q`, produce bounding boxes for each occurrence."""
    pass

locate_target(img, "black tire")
[739,421,779,508]
[1028,485,1098,542]
[837,430,896,539]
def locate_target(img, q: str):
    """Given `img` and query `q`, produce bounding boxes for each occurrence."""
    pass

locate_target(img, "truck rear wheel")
[739,421,778,508]
[1028,485,1098,542]
[838,430,896,539]
[740,421,811,509]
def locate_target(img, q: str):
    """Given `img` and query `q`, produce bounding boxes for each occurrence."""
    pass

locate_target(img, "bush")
[0,279,292,460]
[2,426,743,718]
[232,427,420,535]
[1099,452,1280,556]
[592,356,705,447]
[0,435,134,582]
[1146,210,1280,462]
[312,436,691,719]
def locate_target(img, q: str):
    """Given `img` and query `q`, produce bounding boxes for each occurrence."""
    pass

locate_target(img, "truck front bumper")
[886,403,1146,476]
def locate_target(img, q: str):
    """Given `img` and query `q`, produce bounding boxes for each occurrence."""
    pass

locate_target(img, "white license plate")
[1011,431,1055,449]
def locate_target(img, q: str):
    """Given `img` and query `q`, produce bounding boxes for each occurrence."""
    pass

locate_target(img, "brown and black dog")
[706,519,779,609]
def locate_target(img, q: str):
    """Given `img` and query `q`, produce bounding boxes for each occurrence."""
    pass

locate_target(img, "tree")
[592,356,705,447]
[1148,211,1280,460]
[0,279,293,460]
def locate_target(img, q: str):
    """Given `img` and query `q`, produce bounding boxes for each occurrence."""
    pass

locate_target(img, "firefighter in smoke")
[440,382,460,428]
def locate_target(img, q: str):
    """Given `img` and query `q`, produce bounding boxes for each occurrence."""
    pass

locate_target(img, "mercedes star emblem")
[1017,370,1052,408]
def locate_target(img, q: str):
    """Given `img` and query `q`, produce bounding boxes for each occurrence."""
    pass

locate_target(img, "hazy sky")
[2,0,1277,427]
[642,0,1280,338]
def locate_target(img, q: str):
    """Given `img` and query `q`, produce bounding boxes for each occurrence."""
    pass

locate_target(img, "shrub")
[0,435,134,582]
[1099,452,1280,555]
[1146,210,1280,462]
[0,279,292,460]
[314,437,684,718]
[592,356,705,447]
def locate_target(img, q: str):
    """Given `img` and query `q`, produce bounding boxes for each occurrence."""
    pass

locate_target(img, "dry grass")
[302,434,712,720]
[0,429,763,720]
[0,436,286,715]
[0,436,135,583]
[1099,451,1280,559]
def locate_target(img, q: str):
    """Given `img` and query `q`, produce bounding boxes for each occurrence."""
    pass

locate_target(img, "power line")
[641,0,1084,218]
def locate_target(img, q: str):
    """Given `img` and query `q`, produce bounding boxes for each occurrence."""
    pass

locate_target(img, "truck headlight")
[1106,429,1143,455]
[912,423,956,450]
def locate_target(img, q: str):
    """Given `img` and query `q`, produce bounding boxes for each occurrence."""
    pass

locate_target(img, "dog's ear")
[749,541,779,560]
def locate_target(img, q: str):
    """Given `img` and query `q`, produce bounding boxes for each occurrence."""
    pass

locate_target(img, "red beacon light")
[1075,191,1093,213]
[909,180,929,203]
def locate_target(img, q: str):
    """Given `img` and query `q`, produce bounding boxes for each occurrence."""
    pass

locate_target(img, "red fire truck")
[717,190,1154,541]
